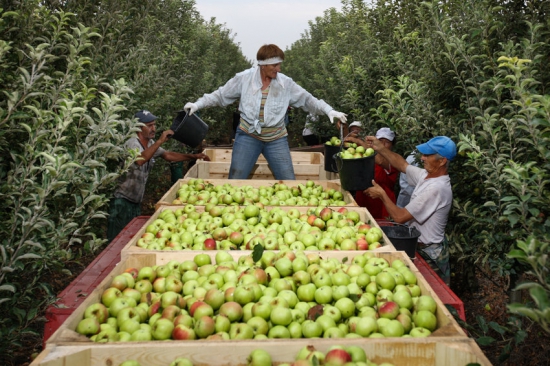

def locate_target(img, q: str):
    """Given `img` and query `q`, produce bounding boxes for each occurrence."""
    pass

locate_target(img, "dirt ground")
[8,184,550,366]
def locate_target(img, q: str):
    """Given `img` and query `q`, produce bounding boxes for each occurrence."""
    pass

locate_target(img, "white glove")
[327,110,347,124]
[184,102,198,115]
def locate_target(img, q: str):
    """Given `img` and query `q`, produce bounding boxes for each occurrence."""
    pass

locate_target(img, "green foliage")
[0,3,137,355]
[471,314,528,364]
[0,0,250,360]
[507,235,550,334]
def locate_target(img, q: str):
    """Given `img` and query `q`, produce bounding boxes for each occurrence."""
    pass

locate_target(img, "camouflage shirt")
[113,137,166,203]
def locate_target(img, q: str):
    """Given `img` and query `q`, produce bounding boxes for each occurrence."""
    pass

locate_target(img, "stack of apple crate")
[184,148,337,180]
[33,174,490,365]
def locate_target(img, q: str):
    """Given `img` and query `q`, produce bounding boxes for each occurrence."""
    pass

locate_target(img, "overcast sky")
[194,0,344,63]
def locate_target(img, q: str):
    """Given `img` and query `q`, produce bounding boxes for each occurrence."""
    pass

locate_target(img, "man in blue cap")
[349,135,456,284]
[107,110,210,242]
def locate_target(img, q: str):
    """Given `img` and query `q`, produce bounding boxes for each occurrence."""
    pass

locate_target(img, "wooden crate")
[203,148,324,165]
[121,205,396,255]
[184,161,336,181]
[45,251,466,347]
[155,179,357,210]
[32,337,491,365]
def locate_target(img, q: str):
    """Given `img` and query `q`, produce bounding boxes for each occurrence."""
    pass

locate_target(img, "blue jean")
[229,129,295,179]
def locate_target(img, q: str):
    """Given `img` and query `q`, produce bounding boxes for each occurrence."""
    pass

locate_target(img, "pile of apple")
[76,250,439,344]
[137,205,386,251]
[251,345,396,366]
[325,136,342,146]
[172,179,348,207]
[337,142,375,160]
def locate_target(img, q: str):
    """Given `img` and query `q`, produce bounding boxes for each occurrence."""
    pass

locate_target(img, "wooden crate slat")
[35,335,490,366]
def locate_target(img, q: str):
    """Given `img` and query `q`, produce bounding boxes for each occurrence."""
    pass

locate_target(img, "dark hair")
[256,44,285,61]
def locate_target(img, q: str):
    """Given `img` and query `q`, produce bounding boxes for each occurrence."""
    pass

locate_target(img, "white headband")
[257,57,283,65]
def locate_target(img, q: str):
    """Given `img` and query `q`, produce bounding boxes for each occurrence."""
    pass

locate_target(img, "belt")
[418,242,442,249]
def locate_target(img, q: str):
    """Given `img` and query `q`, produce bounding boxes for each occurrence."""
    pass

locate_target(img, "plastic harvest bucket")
[170,110,209,148]
[377,221,421,259]
[334,153,376,191]
[324,144,341,173]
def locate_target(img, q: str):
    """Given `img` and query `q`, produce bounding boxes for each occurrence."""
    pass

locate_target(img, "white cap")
[349,121,362,128]
[376,127,395,141]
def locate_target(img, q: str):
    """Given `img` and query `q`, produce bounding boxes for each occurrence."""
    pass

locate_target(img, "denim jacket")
[195,66,334,134]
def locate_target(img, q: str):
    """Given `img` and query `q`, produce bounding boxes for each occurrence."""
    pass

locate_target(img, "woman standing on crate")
[106,110,210,242]
[184,44,347,180]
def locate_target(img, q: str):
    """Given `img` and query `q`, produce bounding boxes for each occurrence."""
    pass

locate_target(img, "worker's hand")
[194,153,210,161]
[327,110,347,124]
[365,180,384,199]
[344,135,365,147]
[184,102,199,115]
[159,129,174,143]
[365,136,385,151]
[335,120,345,131]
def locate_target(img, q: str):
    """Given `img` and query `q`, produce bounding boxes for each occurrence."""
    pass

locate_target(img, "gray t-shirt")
[114,137,165,203]
[396,153,418,207]
[404,165,452,244]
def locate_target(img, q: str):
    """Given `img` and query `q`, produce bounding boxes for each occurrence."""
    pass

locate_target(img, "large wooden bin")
[155,179,357,210]
[32,337,491,365]
[45,251,466,348]
[122,205,396,255]
[184,161,336,180]
[203,148,323,165]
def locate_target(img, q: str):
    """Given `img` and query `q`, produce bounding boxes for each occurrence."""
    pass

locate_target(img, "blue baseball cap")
[135,110,157,123]
[416,136,457,161]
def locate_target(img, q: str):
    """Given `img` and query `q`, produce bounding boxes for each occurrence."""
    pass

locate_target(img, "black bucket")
[335,153,376,191]
[324,144,341,173]
[377,221,421,259]
[169,110,209,148]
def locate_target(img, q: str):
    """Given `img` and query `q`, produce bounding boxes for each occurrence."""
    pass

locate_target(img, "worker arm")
[134,130,173,166]
[365,180,414,223]
[346,135,409,174]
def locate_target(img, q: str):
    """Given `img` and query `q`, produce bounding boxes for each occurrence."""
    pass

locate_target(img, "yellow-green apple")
[194,316,215,339]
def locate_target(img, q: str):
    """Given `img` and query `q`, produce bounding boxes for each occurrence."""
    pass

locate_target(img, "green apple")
[380,319,405,337]
[267,324,291,339]
[409,326,432,337]
[413,310,437,331]
[415,295,437,314]
[247,349,272,366]
[334,297,355,319]
[355,316,378,337]
[151,318,174,340]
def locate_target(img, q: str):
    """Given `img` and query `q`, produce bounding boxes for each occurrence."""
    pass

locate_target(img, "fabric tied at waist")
[250,119,262,134]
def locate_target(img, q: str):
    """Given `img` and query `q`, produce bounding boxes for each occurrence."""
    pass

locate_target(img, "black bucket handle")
[377,220,420,237]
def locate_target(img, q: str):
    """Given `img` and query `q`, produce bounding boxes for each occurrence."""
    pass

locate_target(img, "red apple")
[325,348,352,365]
[378,301,400,319]
[172,324,196,340]
[204,238,217,250]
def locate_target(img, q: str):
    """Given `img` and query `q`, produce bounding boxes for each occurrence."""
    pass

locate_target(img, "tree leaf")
[476,336,496,346]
